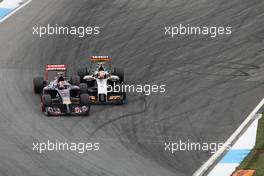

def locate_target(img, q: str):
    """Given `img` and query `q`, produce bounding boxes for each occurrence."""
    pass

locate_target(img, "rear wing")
[46,64,67,71]
[45,64,67,80]
[91,56,112,61]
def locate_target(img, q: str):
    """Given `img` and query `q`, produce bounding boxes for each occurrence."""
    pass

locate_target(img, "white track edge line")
[193,97,264,176]
[0,0,32,23]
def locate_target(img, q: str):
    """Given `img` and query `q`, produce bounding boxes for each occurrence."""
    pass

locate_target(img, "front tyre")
[42,94,52,107]
[42,94,52,116]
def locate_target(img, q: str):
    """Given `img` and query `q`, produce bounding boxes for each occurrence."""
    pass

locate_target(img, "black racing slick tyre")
[117,92,127,105]
[80,93,90,106]
[79,83,88,94]
[33,77,44,94]
[71,75,81,86]
[77,67,89,79]
[42,94,52,107]
[113,67,124,83]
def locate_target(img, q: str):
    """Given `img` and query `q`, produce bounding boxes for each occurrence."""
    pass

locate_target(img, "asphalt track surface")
[0,0,264,176]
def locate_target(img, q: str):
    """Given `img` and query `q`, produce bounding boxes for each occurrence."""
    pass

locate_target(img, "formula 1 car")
[33,64,91,116]
[77,56,126,104]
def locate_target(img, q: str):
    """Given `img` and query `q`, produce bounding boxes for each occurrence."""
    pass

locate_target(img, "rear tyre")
[33,77,44,94]
[117,92,127,105]
[71,75,81,86]
[77,67,89,79]
[80,93,90,106]
[113,67,124,83]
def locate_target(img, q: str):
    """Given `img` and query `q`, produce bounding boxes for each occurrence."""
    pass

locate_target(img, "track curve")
[0,0,264,175]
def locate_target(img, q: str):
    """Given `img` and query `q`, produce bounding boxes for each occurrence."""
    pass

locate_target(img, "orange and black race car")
[77,56,126,105]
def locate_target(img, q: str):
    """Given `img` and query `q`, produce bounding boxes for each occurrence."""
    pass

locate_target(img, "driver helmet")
[58,81,66,89]
[98,64,105,71]
[57,72,65,83]
[98,71,106,79]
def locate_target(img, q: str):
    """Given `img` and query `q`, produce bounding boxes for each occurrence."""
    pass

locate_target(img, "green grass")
[238,114,264,175]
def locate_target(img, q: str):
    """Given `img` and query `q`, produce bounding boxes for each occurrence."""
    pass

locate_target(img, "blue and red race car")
[33,64,90,116]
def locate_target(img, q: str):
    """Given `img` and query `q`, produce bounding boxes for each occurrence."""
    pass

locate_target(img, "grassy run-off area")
[238,114,264,175]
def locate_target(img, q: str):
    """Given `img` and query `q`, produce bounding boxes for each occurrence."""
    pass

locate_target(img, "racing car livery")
[77,56,126,104]
[33,64,91,116]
